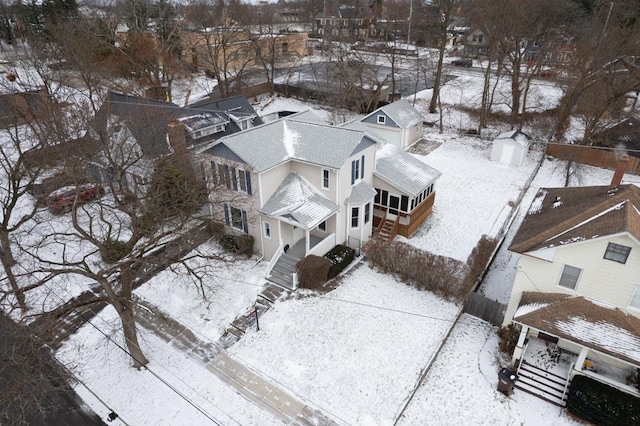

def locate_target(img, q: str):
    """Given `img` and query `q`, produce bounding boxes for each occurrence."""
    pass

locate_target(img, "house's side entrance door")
[292,226,304,245]
[388,195,400,220]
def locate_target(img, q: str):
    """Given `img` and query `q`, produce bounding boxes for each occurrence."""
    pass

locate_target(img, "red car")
[47,184,105,214]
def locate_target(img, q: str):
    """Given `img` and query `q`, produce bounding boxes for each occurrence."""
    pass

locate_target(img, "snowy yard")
[405,135,541,262]
[135,242,266,342]
[398,314,582,426]
[228,264,460,425]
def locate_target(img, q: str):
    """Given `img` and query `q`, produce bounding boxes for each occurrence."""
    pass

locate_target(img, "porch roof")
[514,292,640,365]
[374,142,441,197]
[258,172,338,229]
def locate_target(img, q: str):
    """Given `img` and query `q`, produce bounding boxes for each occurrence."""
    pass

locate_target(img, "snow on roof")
[527,189,547,214]
[178,113,228,132]
[555,316,640,364]
[514,293,640,365]
[345,181,377,204]
[213,118,374,173]
[259,172,339,229]
[542,200,628,245]
[494,130,530,148]
[375,143,441,197]
[513,302,551,318]
[510,185,640,254]
[367,99,424,128]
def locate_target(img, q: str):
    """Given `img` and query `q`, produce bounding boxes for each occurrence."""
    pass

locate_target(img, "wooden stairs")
[377,217,399,242]
[515,360,571,406]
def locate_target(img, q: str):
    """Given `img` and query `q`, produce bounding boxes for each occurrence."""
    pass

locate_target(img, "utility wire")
[42,279,229,425]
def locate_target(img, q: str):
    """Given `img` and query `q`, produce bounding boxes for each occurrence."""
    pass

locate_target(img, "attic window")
[604,242,631,264]
[377,115,386,125]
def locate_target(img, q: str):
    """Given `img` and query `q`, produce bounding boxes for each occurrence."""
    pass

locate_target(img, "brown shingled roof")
[514,292,640,365]
[509,184,640,254]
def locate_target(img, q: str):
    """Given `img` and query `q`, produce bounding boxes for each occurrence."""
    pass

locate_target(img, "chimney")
[611,154,629,187]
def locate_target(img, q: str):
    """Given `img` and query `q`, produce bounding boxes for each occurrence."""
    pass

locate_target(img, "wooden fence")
[463,292,506,326]
[546,144,640,175]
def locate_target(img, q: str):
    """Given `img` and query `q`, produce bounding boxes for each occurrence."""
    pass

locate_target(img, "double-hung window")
[603,242,631,264]
[351,155,365,185]
[212,162,252,195]
[322,169,330,190]
[364,203,370,224]
[223,204,248,233]
[351,207,359,228]
[558,265,581,290]
[263,222,271,239]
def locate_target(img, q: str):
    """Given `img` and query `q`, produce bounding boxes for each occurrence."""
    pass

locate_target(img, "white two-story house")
[196,110,441,288]
[503,183,640,403]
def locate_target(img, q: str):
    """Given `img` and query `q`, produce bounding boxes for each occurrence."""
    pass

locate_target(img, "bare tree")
[553,2,640,141]
[183,1,254,97]
[427,0,460,114]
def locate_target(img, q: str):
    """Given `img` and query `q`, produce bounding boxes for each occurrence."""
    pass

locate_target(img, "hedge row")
[567,375,640,425]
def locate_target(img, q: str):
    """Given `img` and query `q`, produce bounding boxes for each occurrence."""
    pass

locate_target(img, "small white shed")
[490,130,531,166]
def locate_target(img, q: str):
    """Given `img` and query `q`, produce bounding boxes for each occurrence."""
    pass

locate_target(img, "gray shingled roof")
[259,172,339,229]
[212,118,375,172]
[366,99,424,128]
[345,181,377,204]
[374,143,441,197]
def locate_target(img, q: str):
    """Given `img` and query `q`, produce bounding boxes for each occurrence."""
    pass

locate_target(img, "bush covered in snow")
[364,239,469,301]
[465,235,499,289]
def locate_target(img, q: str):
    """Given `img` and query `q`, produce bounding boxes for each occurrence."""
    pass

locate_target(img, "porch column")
[305,228,310,256]
[278,219,283,246]
[575,346,589,372]
[511,325,529,364]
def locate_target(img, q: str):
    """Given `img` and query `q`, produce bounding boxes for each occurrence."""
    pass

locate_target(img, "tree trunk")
[429,36,447,114]
[0,229,16,266]
[0,249,27,313]
[0,230,26,313]
[107,265,148,369]
[112,297,148,369]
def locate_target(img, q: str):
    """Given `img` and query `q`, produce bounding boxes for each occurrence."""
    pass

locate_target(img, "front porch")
[512,329,640,406]
[266,234,335,290]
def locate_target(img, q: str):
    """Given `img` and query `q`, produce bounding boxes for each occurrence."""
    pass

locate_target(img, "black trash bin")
[497,368,518,396]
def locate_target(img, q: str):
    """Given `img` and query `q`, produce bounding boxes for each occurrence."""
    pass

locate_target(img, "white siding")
[504,234,640,325]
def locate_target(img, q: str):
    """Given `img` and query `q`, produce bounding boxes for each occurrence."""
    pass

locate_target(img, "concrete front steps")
[267,252,299,290]
[515,360,570,406]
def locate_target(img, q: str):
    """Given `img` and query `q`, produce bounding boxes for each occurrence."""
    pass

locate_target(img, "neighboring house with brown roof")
[503,182,640,403]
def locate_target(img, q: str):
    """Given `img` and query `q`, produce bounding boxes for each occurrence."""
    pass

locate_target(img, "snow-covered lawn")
[57,305,280,426]
[405,136,541,262]
[229,264,460,424]
[135,242,266,342]
[399,314,582,426]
